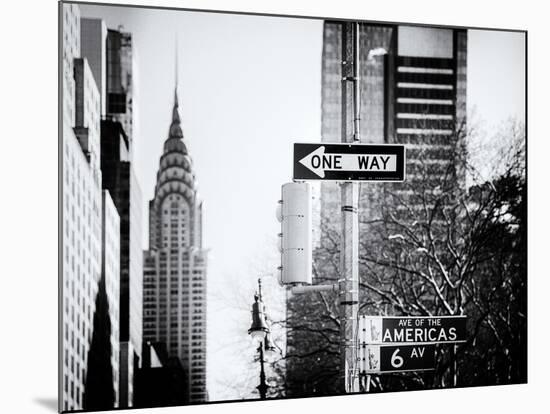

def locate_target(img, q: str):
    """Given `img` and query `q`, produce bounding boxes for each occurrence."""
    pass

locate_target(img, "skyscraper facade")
[100,120,143,407]
[101,190,121,408]
[80,18,108,116]
[62,3,141,410]
[318,22,467,227]
[318,23,395,238]
[99,26,143,407]
[391,26,467,192]
[61,3,118,411]
[143,87,208,403]
[106,28,135,152]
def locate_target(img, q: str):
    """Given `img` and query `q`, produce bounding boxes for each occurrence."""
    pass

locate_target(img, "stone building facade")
[61,3,115,410]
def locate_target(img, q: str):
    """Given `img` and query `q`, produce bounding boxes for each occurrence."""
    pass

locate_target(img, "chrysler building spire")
[168,35,183,140]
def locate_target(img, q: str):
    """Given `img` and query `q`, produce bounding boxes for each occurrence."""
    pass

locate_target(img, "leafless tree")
[282,119,526,394]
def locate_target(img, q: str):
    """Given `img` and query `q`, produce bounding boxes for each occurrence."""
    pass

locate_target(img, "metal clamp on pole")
[290,284,338,295]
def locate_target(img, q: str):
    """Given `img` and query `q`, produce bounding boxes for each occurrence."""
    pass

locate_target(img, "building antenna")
[175,33,179,89]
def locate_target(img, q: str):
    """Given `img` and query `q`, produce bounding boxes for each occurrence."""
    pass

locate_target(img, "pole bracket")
[341,205,358,213]
[342,76,359,82]
[290,284,338,295]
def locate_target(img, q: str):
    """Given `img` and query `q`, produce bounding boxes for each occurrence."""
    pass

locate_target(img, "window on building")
[107,92,126,113]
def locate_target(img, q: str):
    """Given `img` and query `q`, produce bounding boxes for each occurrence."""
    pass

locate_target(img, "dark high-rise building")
[142,85,208,403]
[96,26,142,408]
[135,342,189,408]
[287,21,468,396]
[106,28,135,153]
[100,119,143,408]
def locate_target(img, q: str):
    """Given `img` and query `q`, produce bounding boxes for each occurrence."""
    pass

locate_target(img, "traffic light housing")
[277,182,312,286]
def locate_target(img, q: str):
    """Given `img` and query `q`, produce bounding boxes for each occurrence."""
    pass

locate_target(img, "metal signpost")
[289,22,408,394]
[339,21,361,394]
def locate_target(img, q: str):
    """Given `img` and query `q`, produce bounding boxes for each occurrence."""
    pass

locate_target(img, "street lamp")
[263,331,277,360]
[248,292,269,343]
[248,278,274,399]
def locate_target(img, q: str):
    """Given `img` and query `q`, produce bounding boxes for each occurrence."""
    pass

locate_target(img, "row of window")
[64,374,83,408]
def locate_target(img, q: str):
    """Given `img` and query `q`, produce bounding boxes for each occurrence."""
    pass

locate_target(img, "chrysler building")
[142,79,208,402]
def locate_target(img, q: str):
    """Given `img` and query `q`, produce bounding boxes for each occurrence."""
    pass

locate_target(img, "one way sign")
[293,143,406,182]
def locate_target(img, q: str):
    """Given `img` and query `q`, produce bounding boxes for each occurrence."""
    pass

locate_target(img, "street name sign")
[293,143,406,182]
[360,344,435,374]
[359,315,467,345]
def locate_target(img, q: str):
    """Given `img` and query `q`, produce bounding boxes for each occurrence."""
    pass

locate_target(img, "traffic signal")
[276,182,312,286]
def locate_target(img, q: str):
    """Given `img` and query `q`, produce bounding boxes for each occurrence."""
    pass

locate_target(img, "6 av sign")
[293,143,406,182]
[361,344,435,374]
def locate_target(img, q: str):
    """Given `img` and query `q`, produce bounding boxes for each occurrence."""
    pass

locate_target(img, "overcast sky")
[80,4,525,401]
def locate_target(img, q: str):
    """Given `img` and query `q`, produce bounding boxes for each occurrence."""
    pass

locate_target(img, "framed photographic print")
[59,1,526,412]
